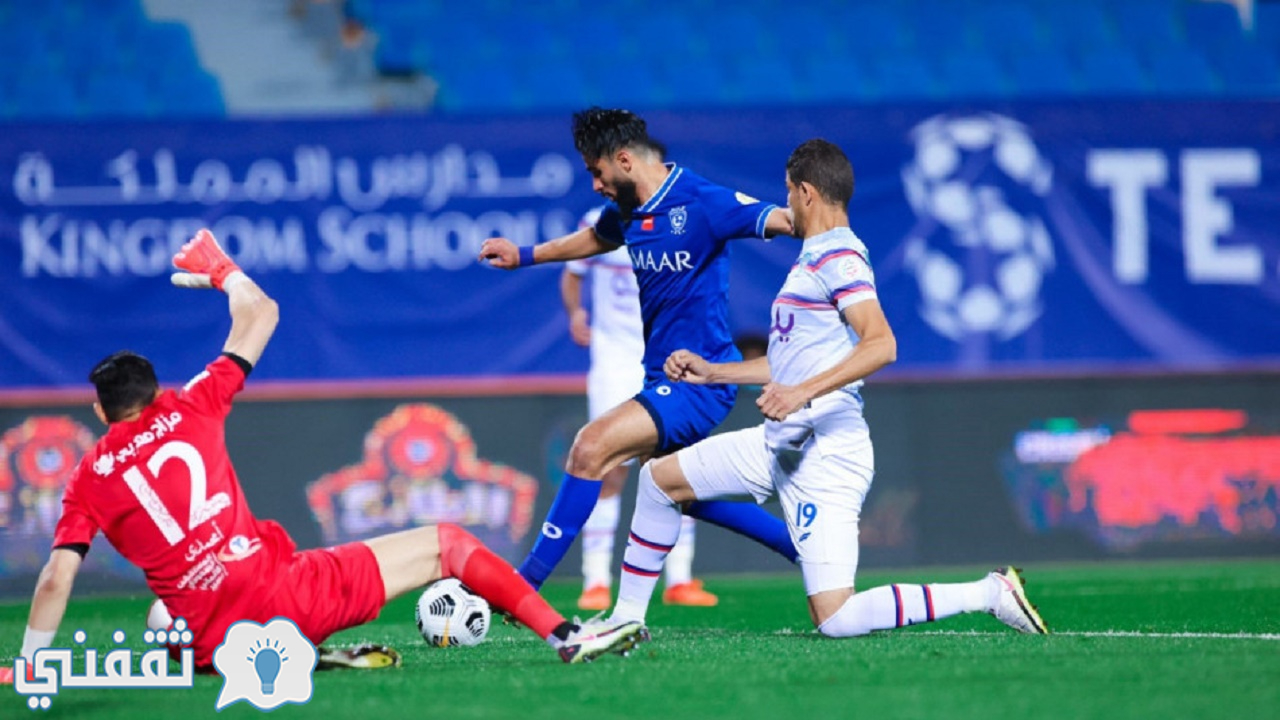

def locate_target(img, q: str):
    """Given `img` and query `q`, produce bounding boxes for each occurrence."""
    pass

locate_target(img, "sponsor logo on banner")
[901,113,1056,342]
[306,404,538,558]
[1002,409,1280,550]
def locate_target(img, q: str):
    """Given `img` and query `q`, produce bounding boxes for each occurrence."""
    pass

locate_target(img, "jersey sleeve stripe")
[753,203,779,238]
[833,282,875,299]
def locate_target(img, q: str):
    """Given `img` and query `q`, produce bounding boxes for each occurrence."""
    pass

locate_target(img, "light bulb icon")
[248,639,288,695]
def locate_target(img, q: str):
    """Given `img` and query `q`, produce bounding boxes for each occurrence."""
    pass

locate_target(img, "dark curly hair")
[571,107,663,163]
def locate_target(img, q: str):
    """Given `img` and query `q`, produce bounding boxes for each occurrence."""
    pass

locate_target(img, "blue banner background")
[2,101,1278,388]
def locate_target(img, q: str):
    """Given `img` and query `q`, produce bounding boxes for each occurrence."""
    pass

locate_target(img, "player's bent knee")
[566,427,611,477]
[813,590,871,638]
[647,456,696,503]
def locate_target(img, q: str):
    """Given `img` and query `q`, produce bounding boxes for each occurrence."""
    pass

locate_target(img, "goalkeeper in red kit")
[1,230,644,683]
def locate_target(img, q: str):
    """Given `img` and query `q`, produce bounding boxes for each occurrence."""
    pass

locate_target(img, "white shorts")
[675,415,873,596]
[587,363,645,421]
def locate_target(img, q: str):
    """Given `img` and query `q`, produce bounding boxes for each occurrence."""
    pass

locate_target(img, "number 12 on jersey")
[120,440,231,545]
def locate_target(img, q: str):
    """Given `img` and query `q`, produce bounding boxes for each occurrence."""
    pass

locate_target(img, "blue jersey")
[594,164,778,380]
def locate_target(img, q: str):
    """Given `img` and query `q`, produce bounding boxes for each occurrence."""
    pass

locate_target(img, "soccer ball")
[414,578,491,647]
[900,113,1056,341]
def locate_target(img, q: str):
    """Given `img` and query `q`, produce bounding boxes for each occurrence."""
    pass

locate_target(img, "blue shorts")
[633,379,738,455]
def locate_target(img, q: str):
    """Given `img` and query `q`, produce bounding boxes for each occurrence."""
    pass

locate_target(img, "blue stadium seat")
[522,60,595,110]
[1253,3,1280,63]
[591,61,665,109]
[975,3,1045,54]
[13,72,79,119]
[796,52,875,103]
[437,62,520,113]
[153,70,225,117]
[0,25,51,71]
[871,54,939,100]
[374,26,419,74]
[136,22,203,83]
[1008,47,1077,96]
[60,23,127,78]
[1078,46,1149,95]
[733,55,800,105]
[908,7,979,55]
[1144,46,1219,95]
[659,54,728,108]
[1212,42,1280,96]
[841,5,911,54]
[83,73,151,117]
[1041,3,1116,50]
[1111,0,1182,48]
[937,50,1011,98]
[1182,1,1245,52]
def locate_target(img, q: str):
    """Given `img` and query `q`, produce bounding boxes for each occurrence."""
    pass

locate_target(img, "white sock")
[611,464,681,623]
[581,494,621,589]
[817,579,994,638]
[21,627,56,661]
[664,516,696,586]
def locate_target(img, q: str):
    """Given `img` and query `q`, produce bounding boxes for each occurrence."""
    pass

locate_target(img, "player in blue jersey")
[479,107,799,590]
[586,139,1048,642]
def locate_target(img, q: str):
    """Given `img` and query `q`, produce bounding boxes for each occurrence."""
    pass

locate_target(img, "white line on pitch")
[914,630,1280,641]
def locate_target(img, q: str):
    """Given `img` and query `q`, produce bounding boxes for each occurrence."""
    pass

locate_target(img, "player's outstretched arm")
[665,350,771,386]
[560,267,591,347]
[18,550,82,667]
[479,227,614,270]
[221,272,280,367]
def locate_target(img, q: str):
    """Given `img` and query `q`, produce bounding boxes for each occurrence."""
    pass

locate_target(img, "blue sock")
[685,501,798,563]
[518,473,602,589]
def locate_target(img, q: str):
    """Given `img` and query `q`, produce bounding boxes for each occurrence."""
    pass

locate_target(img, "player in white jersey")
[563,208,717,610]
[590,139,1049,641]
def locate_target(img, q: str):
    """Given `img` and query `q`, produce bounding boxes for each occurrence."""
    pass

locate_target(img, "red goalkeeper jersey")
[53,355,294,640]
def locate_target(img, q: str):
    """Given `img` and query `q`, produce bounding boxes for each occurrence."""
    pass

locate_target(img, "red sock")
[437,524,566,639]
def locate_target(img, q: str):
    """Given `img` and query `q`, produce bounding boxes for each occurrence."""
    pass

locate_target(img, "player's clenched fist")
[478,237,520,269]
[665,350,713,384]
[171,229,240,290]
[756,382,809,421]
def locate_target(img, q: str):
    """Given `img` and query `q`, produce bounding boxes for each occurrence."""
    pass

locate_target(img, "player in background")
[588,140,1049,641]
[480,107,799,592]
[0,231,644,684]
[563,207,716,611]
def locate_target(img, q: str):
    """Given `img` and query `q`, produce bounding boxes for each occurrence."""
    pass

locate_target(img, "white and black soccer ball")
[901,113,1055,340]
[415,578,491,647]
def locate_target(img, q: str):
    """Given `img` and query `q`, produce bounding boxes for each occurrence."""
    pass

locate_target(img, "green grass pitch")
[3,559,1277,719]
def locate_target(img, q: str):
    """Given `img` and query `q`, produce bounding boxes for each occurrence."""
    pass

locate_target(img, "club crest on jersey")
[93,453,116,477]
[668,205,688,235]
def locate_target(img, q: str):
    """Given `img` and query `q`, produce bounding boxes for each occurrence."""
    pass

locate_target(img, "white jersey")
[570,209,645,418]
[765,227,878,450]
[568,210,645,369]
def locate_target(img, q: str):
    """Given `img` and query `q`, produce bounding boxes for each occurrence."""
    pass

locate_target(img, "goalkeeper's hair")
[572,107,663,163]
[89,351,160,422]
[786,139,855,207]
